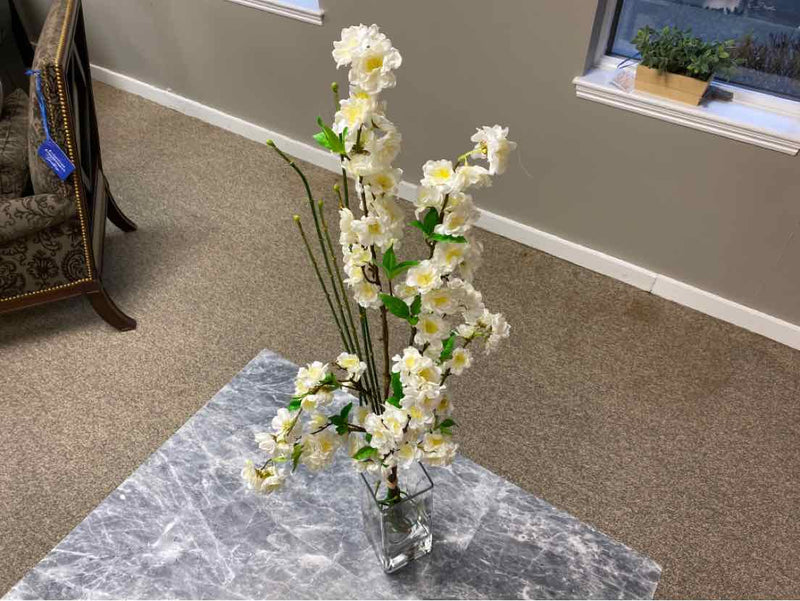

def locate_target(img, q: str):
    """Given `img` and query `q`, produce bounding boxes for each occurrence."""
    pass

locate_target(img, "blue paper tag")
[27,69,75,181]
[38,138,75,181]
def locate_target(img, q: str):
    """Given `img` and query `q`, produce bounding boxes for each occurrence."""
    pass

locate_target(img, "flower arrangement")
[243,24,515,504]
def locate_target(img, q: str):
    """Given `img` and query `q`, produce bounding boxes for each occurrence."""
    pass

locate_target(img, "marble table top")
[5,350,661,600]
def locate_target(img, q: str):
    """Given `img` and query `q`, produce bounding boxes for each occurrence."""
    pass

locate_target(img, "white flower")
[348,33,402,94]
[259,470,286,493]
[470,125,517,175]
[301,391,333,412]
[297,361,328,387]
[272,407,300,443]
[486,311,511,353]
[343,244,371,269]
[333,91,380,134]
[452,164,491,192]
[432,242,468,274]
[406,403,435,431]
[435,395,453,418]
[241,460,285,494]
[421,286,457,315]
[414,312,449,346]
[435,201,480,236]
[396,442,421,469]
[405,260,440,294]
[352,214,392,250]
[414,186,445,216]
[362,168,402,197]
[421,432,457,467]
[381,404,408,441]
[459,238,484,282]
[301,430,341,471]
[254,431,276,453]
[393,282,418,304]
[421,159,455,191]
[448,348,472,375]
[308,412,329,432]
[332,24,377,68]
[364,413,396,454]
[353,280,381,308]
[392,346,424,377]
[354,406,371,426]
[339,208,358,245]
[336,352,367,382]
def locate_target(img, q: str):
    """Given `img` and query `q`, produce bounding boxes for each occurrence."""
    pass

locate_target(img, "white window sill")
[573,59,800,156]
[225,0,323,25]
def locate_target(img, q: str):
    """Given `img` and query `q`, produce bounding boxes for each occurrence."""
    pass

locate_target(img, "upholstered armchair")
[0,0,136,330]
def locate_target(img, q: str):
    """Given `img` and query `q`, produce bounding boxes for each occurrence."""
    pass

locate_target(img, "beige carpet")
[1,83,799,599]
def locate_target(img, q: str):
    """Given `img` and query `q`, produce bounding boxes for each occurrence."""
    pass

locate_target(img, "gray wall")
[21,0,800,324]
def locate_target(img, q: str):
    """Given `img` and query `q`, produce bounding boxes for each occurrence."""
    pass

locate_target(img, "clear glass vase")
[360,463,434,573]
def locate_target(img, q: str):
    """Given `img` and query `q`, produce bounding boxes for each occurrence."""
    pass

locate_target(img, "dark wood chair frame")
[0,0,137,331]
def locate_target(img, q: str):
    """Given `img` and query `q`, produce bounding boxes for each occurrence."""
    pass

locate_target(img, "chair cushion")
[0,213,87,300]
[0,88,29,200]
[0,193,75,244]
[28,0,74,198]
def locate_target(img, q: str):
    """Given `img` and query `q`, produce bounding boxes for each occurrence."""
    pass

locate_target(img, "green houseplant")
[632,26,737,105]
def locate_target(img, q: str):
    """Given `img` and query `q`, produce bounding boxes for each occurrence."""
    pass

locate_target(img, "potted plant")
[632,26,737,105]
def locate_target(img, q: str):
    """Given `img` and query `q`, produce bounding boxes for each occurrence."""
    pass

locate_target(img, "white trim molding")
[573,65,800,155]
[90,64,800,351]
[224,0,323,26]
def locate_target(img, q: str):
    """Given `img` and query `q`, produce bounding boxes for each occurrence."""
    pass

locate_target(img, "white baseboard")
[90,64,800,351]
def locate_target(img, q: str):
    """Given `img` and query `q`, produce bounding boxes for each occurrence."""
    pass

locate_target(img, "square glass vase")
[359,463,434,573]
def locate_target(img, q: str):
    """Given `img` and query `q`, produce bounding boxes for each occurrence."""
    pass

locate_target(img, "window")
[608,0,800,100]
[573,0,800,155]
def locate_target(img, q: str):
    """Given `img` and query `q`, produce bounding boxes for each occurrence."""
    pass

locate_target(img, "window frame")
[225,0,324,26]
[575,0,800,155]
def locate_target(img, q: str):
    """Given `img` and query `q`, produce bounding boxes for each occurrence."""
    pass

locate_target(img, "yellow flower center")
[365,55,384,72]
[433,167,452,181]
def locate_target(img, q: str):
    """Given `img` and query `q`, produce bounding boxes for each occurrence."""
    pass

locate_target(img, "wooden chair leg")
[105,178,137,232]
[87,285,136,331]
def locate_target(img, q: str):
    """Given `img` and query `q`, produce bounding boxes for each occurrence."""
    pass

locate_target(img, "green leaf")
[410,220,427,233]
[380,294,410,319]
[315,116,345,155]
[339,402,352,420]
[439,332,457,362]
[313,131,332,151]
[423,208,439,234]
[391,371,403,400]
[429,233,467,244]
[438,418,456,430]
[381,245,419,280]
[287,397,302,412]
[353,445,378,461]
[385,396,401,408]
[291,443,304,472]
[365,433,372,444]
[410,295,422,316]
[382,245,397,273]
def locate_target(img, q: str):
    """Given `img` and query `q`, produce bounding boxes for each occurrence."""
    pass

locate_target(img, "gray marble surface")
[5,350,661,600]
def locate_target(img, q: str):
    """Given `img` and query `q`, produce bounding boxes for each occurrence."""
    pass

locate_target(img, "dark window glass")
[610,0,800,99]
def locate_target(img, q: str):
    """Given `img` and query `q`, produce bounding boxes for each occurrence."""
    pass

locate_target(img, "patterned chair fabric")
[0,0,88,301]
[0,88,29,199]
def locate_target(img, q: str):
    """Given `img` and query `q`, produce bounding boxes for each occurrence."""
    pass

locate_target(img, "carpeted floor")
[1,83,798,599]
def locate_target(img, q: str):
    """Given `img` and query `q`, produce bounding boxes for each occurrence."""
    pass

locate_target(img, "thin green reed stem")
[360,308,381,410]
[294,217,351,353]
[360,309,382,413]
[268,141,355,353]
[318,200,362,361]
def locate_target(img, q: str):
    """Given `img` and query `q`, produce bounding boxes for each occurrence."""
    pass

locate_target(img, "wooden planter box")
[635,65,710,105]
